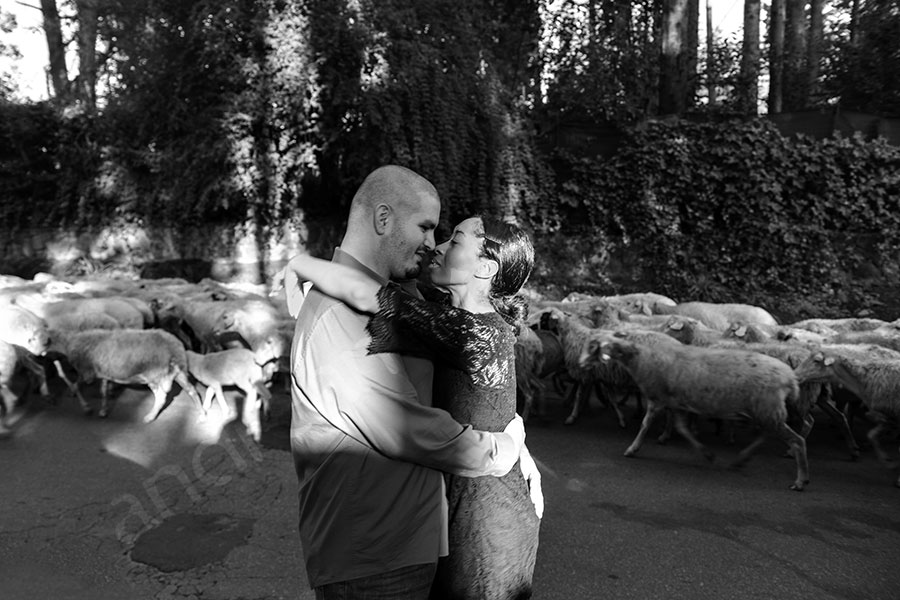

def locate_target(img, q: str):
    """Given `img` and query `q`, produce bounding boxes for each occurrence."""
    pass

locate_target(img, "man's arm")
[298,308,523,478]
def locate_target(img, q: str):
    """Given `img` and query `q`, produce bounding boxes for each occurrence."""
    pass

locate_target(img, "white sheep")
[583,335,810,491]
[541,308,679,427]
[794,348,900,487]
[562,291,677,316]
[0,305,50,356]
[652,301,779,332]
[185,347,275,442]
[48,328,204,422]
[791,317,890,334]
[711,340,860,460]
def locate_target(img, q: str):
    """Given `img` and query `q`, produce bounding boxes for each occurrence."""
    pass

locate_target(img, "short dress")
[367,285,540,600]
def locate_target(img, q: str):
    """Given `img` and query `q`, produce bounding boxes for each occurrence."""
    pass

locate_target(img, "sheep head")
[794,351,838,384]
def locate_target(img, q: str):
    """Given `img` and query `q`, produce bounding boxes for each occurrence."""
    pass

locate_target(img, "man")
[290,165,526,599]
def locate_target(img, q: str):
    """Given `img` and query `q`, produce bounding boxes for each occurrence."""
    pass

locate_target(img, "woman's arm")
[286,253,381,313]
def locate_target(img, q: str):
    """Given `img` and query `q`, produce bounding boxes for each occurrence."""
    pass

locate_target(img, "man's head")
[343,165,441,280]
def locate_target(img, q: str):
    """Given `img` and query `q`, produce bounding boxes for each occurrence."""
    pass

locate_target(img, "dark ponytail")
[477,217,535,333]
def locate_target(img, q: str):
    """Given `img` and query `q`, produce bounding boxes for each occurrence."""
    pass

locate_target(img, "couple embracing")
[288,165,542,600]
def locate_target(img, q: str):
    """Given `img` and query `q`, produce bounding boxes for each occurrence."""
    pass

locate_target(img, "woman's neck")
[444,284,494,314]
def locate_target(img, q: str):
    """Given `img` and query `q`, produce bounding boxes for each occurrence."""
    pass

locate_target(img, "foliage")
[823,0,900,116]
[552,119,900,319]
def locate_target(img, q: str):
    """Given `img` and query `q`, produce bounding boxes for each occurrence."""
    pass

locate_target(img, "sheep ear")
[734,325,747,337]
[669,321,684,331]
[641,301,651,316]
[824,356,835,366]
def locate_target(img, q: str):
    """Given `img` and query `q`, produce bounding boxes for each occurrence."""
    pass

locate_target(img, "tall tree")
[658,0,700,115]
[806,0,825,104]
[737,0,761,114]
[767,0,786,113]
[74,0,99,111]
[783,0,807,110]
[40,0,69,102]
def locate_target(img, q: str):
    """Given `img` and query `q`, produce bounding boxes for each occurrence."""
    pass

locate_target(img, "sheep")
[794,348,900,487]
[652,301,779,332]
[27,297,146,329]
[711,340,859,460]
[828,328,900,353]
[185,347,275,442]
[791,317,890,334]
[47,328,204,422]
[0,340,22,437]
[540,308,678,427]
[514,325,567,422]
[582,335,809,491]
[562,291,677,315]
[662,315,723,346]
[0,305,50,356]
[536,308,615,426]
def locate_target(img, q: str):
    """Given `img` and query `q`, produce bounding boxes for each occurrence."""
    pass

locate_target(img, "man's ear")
[373,204,392,235]
[475,257,500,280]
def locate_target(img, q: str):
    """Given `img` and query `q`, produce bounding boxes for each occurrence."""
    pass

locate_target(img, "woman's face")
[429,217,488,288]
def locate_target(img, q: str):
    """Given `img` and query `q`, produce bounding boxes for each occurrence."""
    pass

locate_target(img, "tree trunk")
[658,0,699,115]
[706,0,716,107]
[75,0,99,111]
[767,0,785,113]
[40,0,69,101]
[738,0,761,114]
[806,0,824,104]
[783,0,807,110]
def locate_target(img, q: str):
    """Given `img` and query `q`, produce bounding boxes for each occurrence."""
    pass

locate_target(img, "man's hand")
[502,413,526,454]
[519,444,543,519]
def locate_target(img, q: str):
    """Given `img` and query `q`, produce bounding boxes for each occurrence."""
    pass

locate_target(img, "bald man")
[289,165,525,599]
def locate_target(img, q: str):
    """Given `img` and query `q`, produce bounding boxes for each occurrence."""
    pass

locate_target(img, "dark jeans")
[315,563,437,600]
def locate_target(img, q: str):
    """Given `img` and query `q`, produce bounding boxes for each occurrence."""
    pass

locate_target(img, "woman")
[287,215,541,600]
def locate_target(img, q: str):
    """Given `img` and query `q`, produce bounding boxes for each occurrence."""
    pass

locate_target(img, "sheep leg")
[53,359,91,415]
[624,402,664,457]
[208,383,233,418]
[18,352,49,399]
[0,384,18,436]
[773,422,809,491]
[99,379,113,418]
[564,382,591,426]
[671,411,715,463]
[173,367,207,420]
[784,413,815,458]
[143,382,170,423]
[253,381,273,421]
[866,420,899,476]
[816,397,860,460]
[657,410,675,445]
[242,386,262,442]
[202,386,216,412]
[598,383,627,428]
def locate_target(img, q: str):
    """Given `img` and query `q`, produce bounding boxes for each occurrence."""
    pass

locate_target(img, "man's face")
[385,193,440,280]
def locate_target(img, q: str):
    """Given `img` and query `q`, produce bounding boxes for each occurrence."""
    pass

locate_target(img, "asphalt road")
[2,379,899,600]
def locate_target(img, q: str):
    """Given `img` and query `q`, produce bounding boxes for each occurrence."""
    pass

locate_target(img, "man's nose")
[424,230,436,251]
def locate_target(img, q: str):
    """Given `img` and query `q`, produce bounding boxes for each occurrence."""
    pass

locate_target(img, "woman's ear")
[373,204,392,235]
[474,257,500,280]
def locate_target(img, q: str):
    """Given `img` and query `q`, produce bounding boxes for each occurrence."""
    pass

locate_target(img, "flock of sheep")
[2,270,899,493]
[514,291,900,491]
[0,273,291,442]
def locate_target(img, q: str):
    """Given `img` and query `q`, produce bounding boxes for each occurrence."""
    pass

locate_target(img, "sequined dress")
[367,286,540,600]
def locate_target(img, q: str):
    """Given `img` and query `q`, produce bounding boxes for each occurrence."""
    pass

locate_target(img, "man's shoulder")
[295,288,369,341]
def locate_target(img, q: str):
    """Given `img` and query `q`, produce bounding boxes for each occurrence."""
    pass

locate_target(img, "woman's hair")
[476,217,535,331]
